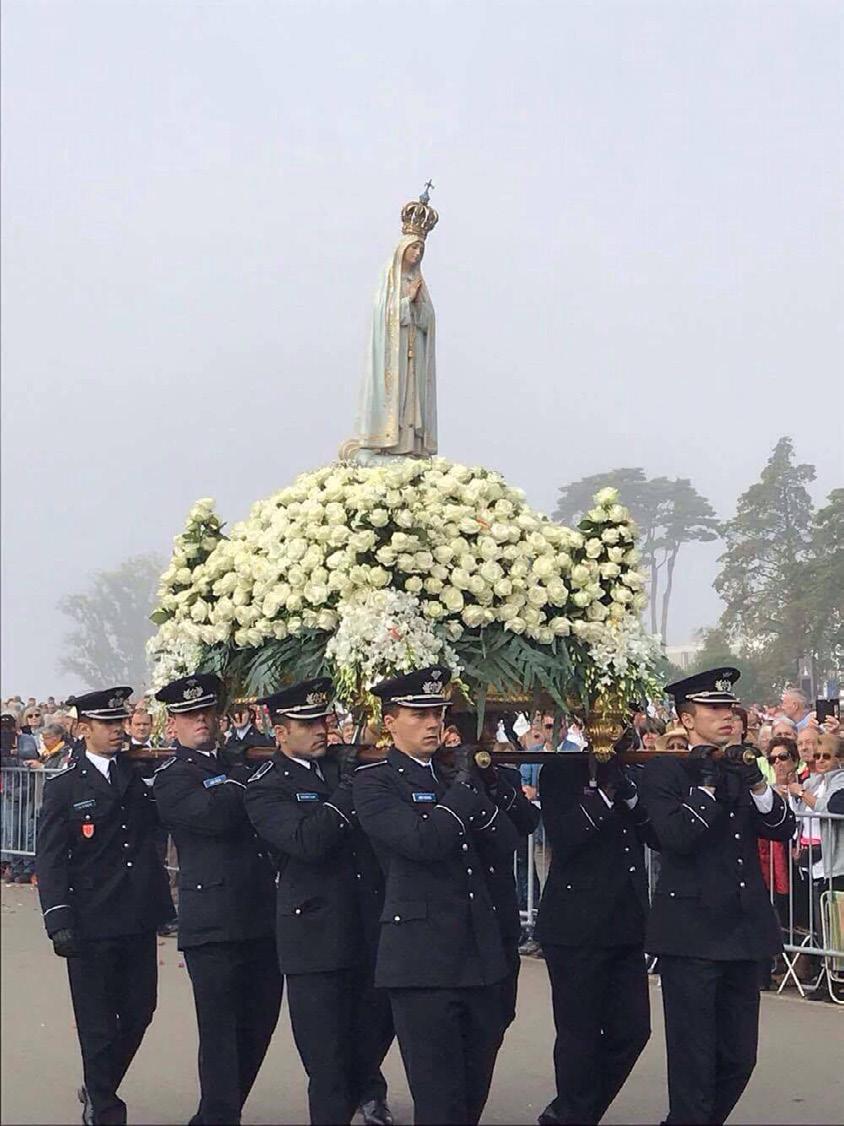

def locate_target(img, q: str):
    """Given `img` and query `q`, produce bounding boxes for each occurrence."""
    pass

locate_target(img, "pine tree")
[715,437,815,685]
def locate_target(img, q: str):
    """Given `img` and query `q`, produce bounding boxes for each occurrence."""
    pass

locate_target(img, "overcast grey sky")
[2,0,841,697]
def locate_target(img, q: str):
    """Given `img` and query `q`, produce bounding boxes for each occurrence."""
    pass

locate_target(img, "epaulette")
[354,760,388,772]
[152,757,177,774]
[45,761,77,782]
[247,760,275,784]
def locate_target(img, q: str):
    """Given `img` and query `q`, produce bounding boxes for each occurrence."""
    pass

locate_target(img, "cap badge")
[306,691,327,706]
[422,680,441,695]
[107,695,125,709]
[183,685,204,701]
[715,678,732,693]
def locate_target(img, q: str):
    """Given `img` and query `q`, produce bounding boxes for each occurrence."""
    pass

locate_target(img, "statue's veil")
[357,235,436,452]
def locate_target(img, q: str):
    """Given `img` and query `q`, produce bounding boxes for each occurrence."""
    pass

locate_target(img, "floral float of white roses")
[147,459,656,700]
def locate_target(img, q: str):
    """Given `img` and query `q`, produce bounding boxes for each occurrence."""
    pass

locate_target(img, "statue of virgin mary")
[353,189,439,458]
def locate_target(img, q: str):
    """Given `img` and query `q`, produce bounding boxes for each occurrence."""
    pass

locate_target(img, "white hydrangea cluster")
[582,615,664,698]
[326,588,461,704]
[149,460,648,682]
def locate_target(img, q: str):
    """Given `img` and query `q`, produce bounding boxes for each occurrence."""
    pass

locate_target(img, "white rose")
[413,551,434,571]
[510,559,529,579]
[531,555,555,579]
[433,545,454,564]
[595,486,620,506]
[504,616,527,634]
[571,590,592,608]
[546,579,568,606]
[498,601,520,622]
[424,577,444,595]
[466,574,487,598]
[607,547,625,563]
[287,538,308,561]
[375,546,397,566]
[527,585,548,607]
[608,602,627,621]
[368,567,390,589]
[350,530,377,553]
[522,606,542,628]
[176,567,192,585]
[599,562,621,579]
[611,587,633,604]
[479,560,503,584]
[317,609,338,631]
[286,592,304,612]
[622,571,645,590]
[423,600,445,621]
[442,587,465,613]
[462,605,486,628]
[570,564,591,587]
[549,616,571,636]
[585,538,603,559]
[587,507,608,524]
[405,576,424,594]
[490,522,511,543]
[451,568,471,590]
[287,617,303,634]
[609,504,628,523]
[493,577,513,598]
[369,508,389,528]
[586,601,609,621]
[601,528,620,545]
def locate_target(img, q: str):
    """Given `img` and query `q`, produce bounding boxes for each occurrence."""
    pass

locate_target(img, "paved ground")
[2,882,841,1126]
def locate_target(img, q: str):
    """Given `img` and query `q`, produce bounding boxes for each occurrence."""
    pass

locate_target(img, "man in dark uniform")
[226,704,275,755]
[640,668,796,1125]
[35,686,174,1125]
[244,678,394,1126]
[353,666,518,1126]
[441,749,540,1039]
[534,751,658,1125]
[152,673,282,1126]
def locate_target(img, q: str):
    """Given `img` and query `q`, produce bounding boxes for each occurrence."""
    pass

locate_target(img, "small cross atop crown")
[401,182,439,240]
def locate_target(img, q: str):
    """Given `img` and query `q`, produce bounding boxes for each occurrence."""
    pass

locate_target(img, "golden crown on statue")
[401,180,439,240]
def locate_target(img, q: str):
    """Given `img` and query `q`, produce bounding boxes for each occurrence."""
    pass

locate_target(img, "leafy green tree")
[689,627,773,703]
[554,469,719,641]
[801,488,844,679]
[714,437,815,687]
[58,554,165,690]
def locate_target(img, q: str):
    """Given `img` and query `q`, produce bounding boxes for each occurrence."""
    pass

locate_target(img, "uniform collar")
[388,746,439,783]
[85,750,115,780]
[175,742,222,772]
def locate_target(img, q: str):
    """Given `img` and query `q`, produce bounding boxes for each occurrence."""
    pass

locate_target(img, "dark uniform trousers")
[536,759,656,1126]
[153,747,282,1126]
[659,956,762,1126]
[184,936,282,1126]
[36,754,174,1126]
[640,756,796,1126]
[543,944,650,1125]
[354,749,518,1126]
[483,767,541,1042]
[244,753,394,1125]
[66,931,158,1126]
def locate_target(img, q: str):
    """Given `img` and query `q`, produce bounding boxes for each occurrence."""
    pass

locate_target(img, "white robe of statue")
[356,234,437,456]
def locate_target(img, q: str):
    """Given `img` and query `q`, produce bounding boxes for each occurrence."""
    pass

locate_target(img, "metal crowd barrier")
[3,766,842,1001]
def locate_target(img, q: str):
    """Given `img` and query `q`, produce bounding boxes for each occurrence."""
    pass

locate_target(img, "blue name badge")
[296,792,320,802]
[73,799,96,811]
[203,775,228,789]
[412,792,437,803]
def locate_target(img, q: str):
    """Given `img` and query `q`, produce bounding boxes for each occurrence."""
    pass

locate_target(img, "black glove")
[688,745,721,790]
[723,744,765,790]
[450,746,476,787]
[714,764,743,805]
[51,928,80,959]
[595,755,637,803]
[335,744,360,787]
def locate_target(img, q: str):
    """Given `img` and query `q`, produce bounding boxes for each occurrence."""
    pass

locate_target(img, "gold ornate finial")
[401,182,439,240]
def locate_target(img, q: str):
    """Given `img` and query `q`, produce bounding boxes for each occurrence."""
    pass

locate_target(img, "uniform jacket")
[535,757,657,948]
[640,755,796,960]
[36,754,174,940]
[353,747,517,990]
[226,724,274,757]
[244,751,367,974]
[152,744,276,950]
[478,765,540,954]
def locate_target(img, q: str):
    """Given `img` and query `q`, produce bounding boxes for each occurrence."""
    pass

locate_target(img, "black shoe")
[538,1102,563,1125]
[360,1099,394,1126]
[78,1085,94,1126]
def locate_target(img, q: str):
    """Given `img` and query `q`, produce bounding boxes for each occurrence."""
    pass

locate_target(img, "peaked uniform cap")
[258,677,334,720]
[370,665,452,709]
[155,673,221,714]
[666,667,741,707]
[67,687,133,721]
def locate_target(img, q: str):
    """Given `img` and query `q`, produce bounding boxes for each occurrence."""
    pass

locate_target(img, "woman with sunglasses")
[757,738,799,940]
[787,734,844,996]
